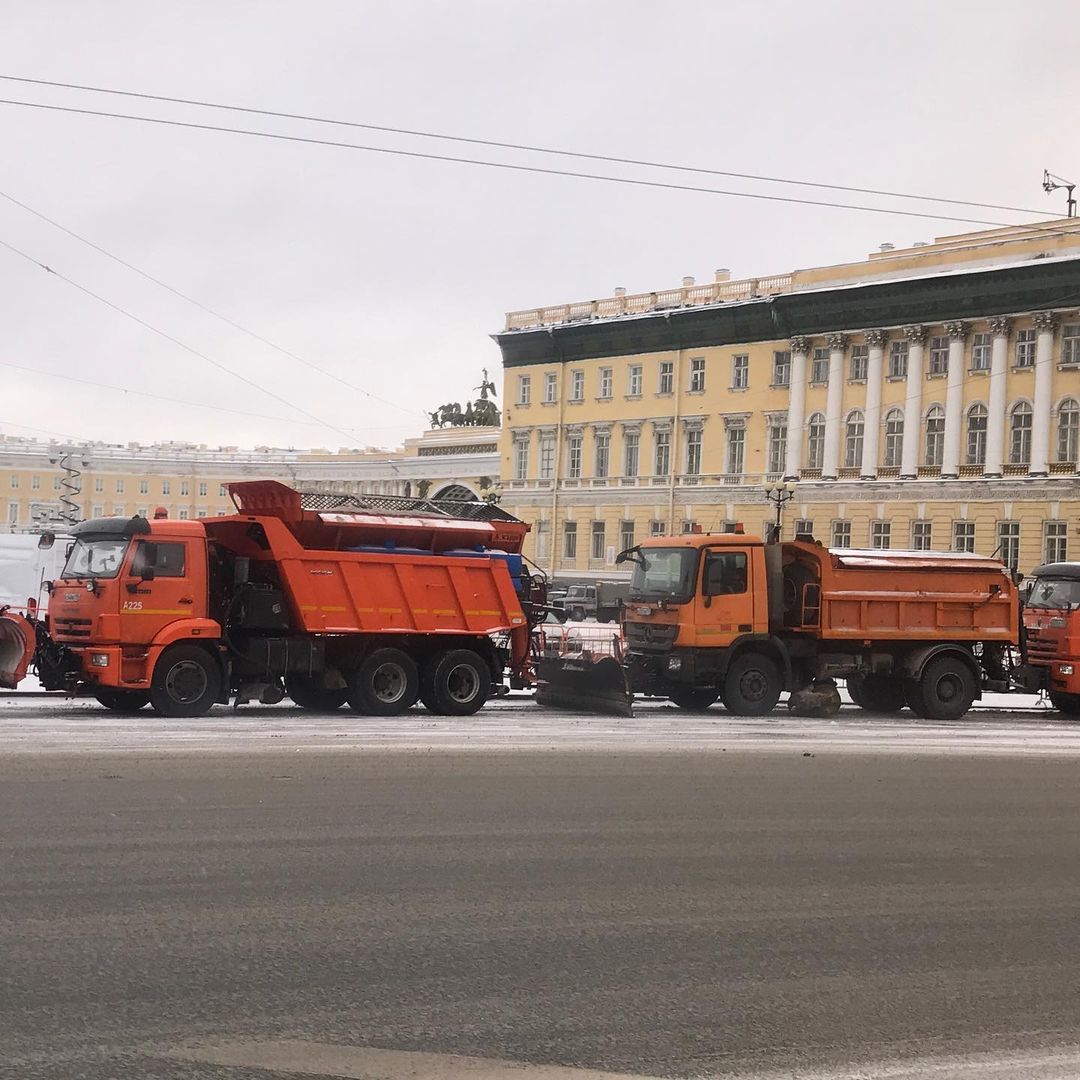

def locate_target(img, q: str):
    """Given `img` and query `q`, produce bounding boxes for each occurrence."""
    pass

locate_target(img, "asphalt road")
[4,701,1080,1078]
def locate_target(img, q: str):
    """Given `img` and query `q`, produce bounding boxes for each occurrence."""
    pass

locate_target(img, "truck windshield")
[629,547,698,603]
[61,537,130,579]
[1027,577,1080,611]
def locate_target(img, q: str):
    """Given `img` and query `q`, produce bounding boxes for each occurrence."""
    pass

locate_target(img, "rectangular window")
[219,484,228,498]
[115,479,125,494]
[538,433,555,479]
[132,540,186,578]
[92,504,104,519]
[570,370,585,401]
[544,372,557,403]
[517,374,531,405]
[811,347,830,385]
[598,367,612,399]
[30,474,40,491]
[198,481,208,497]
[161,479,171,495]
[620,520,635,551]
[832,520,852,547]
[997,521,1020,571]
[563,521,577,560]
[654,430,671,476]
[684,428,702,475]
[971,332,992,371]
[767,423,787,475]
[180,481,190,496]
[535,520,549,560]
[850,344,869,381]
[94,477,103,493]
[888,340,908,379]
[53,476,62,491]
[1063,325,1080,367]
[773,350,791,387]
[912,521,933,550]
[658,361,674,395]
[594,431,610,478]
[680,520,698,535]
[1015,329,1036,368]
[513,437,529,480]
[725,426,745,475]
[178,508,189,520]
[953,521,976,553]
[928,336,949,376]
[138,479,149,495]
[731,354,749,389]
[114,504,126,517]
[7,501,18,524]
[689,357,706,392]
[649,520,667,537]
[591,520,606,561]
[1045,521,1068,564]
[623,431,640,477]
[793,519,814,539]
[871,521,891,550]
[627,365,642,397]
[567,434,582,479]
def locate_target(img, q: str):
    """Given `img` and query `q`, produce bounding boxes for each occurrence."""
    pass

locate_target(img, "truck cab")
[1023,562,1080,715]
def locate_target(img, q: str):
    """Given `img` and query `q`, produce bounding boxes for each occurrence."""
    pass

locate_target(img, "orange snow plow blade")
[533,625,633,717]
[0,610,35,689]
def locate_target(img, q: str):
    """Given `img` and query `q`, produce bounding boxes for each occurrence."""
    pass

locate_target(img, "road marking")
[165,1041,660,1079]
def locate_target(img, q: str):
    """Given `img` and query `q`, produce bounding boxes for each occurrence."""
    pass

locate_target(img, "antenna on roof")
[1042,169,1077,218]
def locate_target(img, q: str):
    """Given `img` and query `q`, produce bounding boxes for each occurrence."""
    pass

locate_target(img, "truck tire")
[721,653,782,716]
[150,644,221,718]
[420,649,491,716]
[669,687,718,711]
[348,648,419,716]
[846,674,906,714]
[285,674,348,711]
[1049,692,1080,716]
[907,656,976,721]
[94,688,150,713]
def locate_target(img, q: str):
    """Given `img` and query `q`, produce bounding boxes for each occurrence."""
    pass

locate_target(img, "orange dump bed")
[786,544,1018,642]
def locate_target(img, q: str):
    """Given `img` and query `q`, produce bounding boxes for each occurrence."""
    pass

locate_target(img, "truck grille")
[624,621,678,652]
[1026,629,1061,661]
[53,617,92,639]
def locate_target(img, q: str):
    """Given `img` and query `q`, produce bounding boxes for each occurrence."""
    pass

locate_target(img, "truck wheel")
[1049,692,1080,716]
[420,649,491,716]
[285,674,348,711]
[94,688,150,713]
[668,687,718,712]
[150,644,221,718]
[570,607,586,622]
[348,648,419,716]
[907,657,976,721]
[847,674,906,714]
[721,653,782,716]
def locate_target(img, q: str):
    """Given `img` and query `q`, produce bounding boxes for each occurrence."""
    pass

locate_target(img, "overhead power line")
[0,187,425,422]
[0,234,362,444]
[0,73,1048,218]
[0,96,1017,227]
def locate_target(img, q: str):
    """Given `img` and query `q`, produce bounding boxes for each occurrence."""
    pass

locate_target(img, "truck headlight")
[1060,664,1074,676]
[90,653,109,668]
[666,656,682,672]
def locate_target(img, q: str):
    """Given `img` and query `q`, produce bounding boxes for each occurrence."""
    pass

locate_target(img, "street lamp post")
[763,480,796,542]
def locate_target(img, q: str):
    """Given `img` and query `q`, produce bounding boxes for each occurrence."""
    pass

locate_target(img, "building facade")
[0,426,499,531]
[495,219,1080,579]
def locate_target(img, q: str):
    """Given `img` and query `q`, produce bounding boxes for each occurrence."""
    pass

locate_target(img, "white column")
[941,321,968,478]
[984,317,1011,478]
[900,325,926,479]
[784,336,809,480]
[822,332,846,480]
[861,330,884,479]
[1031,311,1058,477]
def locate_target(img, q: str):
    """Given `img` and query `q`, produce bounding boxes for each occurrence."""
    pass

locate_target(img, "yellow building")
[494,219,1080,578]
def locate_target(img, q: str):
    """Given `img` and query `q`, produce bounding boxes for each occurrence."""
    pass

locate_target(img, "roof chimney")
[613,286,627,297]
[879,242,895,252]
[714,268,731,283]
[682,275,695,287]
[912,241,929,248]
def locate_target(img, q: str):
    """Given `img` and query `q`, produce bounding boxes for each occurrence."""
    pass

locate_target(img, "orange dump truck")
[617,532,1024,719]
[1023,561,1080,716]
[0,482,544,716]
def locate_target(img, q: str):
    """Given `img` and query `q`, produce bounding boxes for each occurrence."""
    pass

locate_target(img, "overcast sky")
[1,1,1076,452]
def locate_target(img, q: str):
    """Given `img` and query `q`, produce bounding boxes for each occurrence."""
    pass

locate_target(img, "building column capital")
[903,324,927,346]
[1033,310,1060,333]
[945,320,969,341]
[988,316,1013,338]
[865,328,889,348]
[826,332,848,352]
[789,335,812,354]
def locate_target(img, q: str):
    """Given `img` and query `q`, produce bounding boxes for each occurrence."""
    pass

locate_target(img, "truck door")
[693,547,752,647]
[121,539,205,644]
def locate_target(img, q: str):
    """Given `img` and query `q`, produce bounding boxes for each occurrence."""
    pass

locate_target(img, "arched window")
[966,403,988,466]
[883,408,904,468]
[1009,401,1033,465]
[432,484,477,501]
[844,410,864,469]
[924,405,945,467]
[805,412,825,470]
[1058,399,1080,464]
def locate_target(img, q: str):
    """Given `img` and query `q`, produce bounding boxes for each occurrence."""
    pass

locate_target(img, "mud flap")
[534,654,633,717]
[0,610,36,690]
